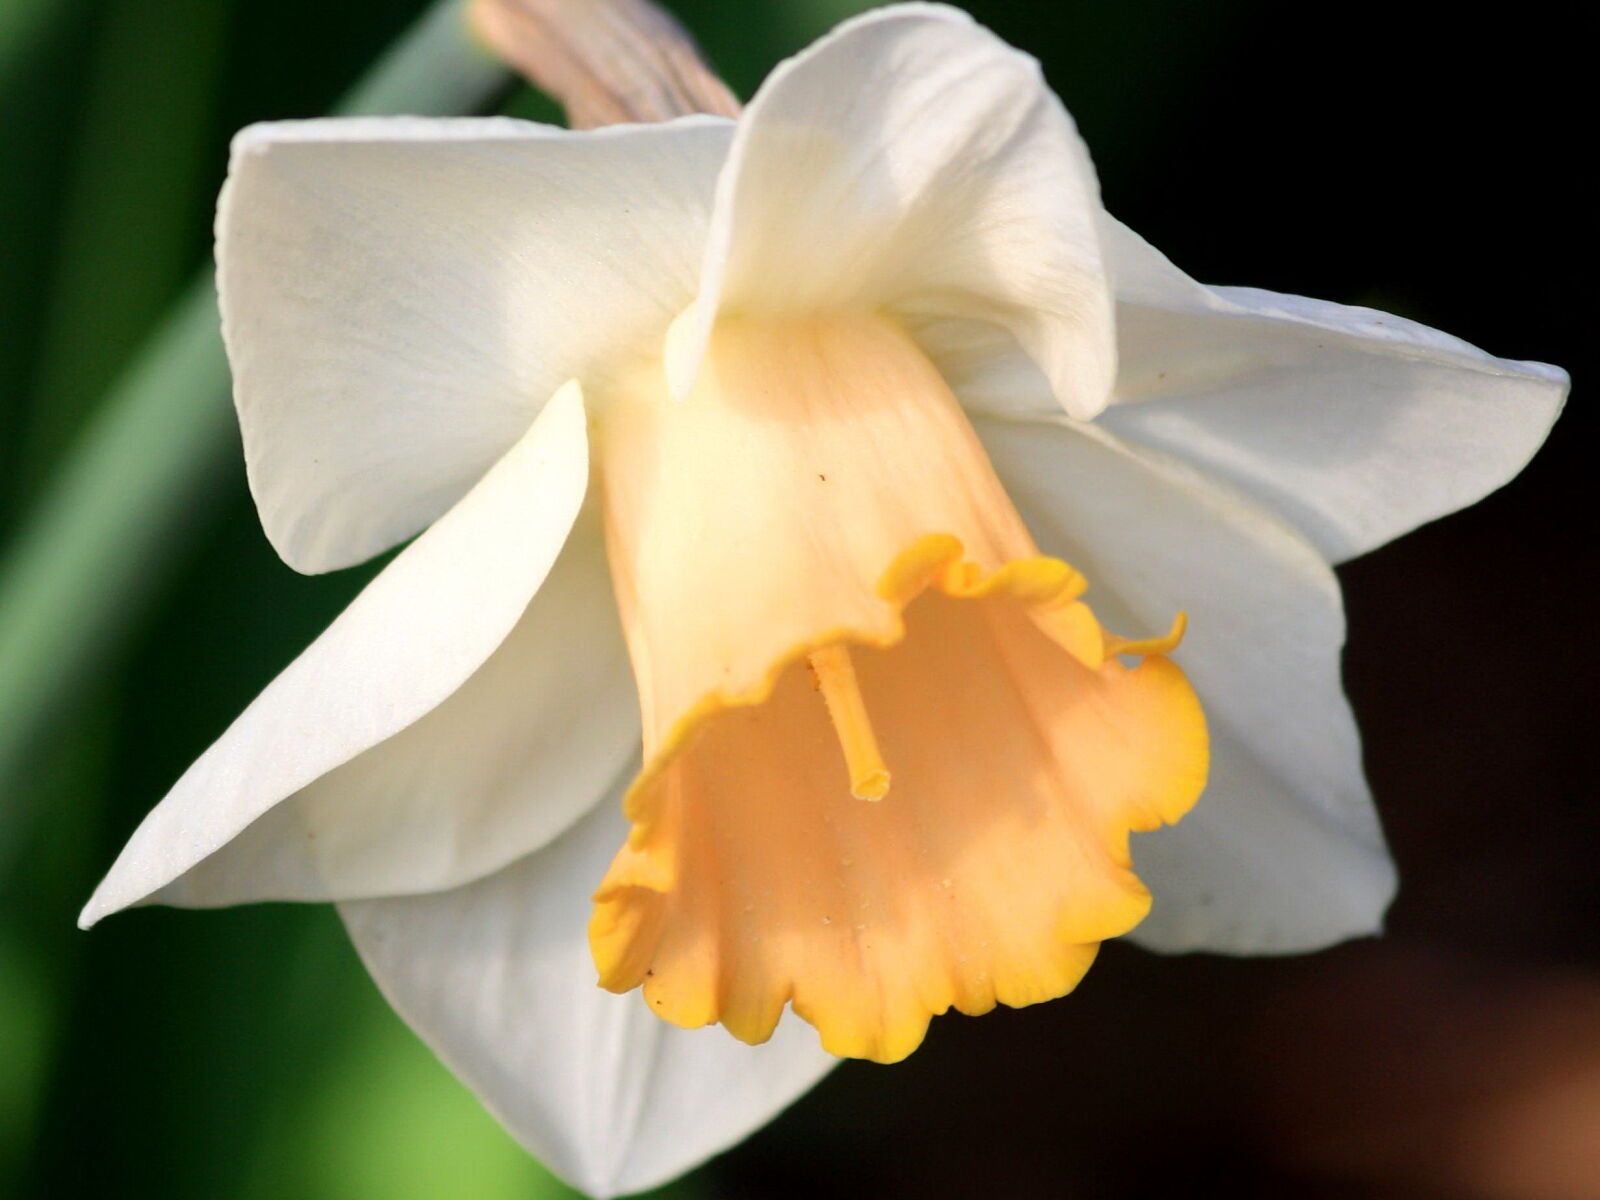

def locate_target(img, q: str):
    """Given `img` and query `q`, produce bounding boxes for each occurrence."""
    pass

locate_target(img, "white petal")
[1098,216,1567,564]
[669,4,1114,419]
[904,314,1056,419]
[340,787,838,1199]
[219,115,731,572]
[977,413,1397,953]
[141,512,637,909]
[80,384,591,928]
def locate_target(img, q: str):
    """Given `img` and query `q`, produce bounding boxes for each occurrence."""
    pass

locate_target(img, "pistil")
[807,644,891,800]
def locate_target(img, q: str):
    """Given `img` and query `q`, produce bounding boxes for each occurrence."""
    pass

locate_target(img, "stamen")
[807,644,891,800]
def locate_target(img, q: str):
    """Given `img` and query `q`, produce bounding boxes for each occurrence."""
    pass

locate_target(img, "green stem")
[0,0,509,825]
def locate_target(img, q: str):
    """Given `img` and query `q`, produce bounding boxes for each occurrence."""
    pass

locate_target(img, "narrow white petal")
[81,384,591,928]
[671,4,1114,419]
[978,413,1397,953]
[340,788,838,1199]
[146,514,637,908]
[219,115,731,573]
[1098,216,1567,564]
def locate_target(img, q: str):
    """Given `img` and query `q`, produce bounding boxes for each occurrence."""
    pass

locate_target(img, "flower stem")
[470,0,740,127]
[0,0,509,831]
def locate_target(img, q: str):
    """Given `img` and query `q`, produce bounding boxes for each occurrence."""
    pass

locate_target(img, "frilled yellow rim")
[588,532,1208,1061]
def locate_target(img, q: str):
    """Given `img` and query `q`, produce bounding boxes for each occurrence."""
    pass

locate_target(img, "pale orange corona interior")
[592,314,1208,1062]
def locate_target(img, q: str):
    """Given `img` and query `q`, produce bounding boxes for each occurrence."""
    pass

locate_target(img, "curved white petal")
[80,384,591,928]
[976,412,1397,953]
[670,3,1114,419]
[340,787,839,1199]
[139,513,637,909]
[904,314,1056,420]
[1098,216,1567,564]
[219,114,731,572]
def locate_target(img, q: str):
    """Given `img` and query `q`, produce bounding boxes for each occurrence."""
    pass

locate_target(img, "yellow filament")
[807,645,891,800]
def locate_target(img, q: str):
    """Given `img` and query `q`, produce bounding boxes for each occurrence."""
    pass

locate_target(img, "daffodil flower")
[80,5,1565,1196]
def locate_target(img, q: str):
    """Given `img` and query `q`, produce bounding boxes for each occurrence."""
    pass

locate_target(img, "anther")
[807,644,891,800]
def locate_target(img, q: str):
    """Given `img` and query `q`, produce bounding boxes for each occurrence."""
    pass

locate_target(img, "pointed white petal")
[219,115,731,573]
[81,384,591,928]
[670,4,1114,419]
[144,514,637,909]
[977,413,1397,953]
[340,788,838,1199]
[1098,216,1567,564]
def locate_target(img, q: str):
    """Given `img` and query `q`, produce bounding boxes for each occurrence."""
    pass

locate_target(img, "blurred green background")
[0,1,1589,1198]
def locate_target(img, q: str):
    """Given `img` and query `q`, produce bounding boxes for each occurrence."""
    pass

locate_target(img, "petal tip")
[76,869,125,931]
[663,304,706,401]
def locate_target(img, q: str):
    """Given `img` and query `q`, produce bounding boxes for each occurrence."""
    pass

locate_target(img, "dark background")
[0,1,1590,1197]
